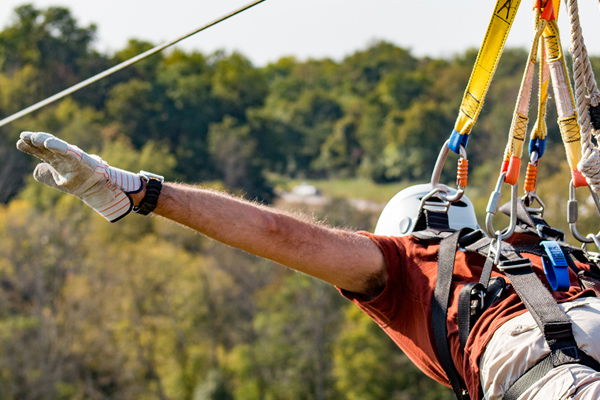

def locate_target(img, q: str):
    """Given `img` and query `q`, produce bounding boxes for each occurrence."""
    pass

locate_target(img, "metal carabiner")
[521,151,547,218]
[429,139,467,203]
[484,172,518,240]
[587,233,600,250]
[581,238,600,262]
[568,179,600,243]
[522,192,545,217]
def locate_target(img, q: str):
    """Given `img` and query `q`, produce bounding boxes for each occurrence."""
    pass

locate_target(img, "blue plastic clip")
[540,240,570,291]
[448,129,470,154]
[528,138,547,158]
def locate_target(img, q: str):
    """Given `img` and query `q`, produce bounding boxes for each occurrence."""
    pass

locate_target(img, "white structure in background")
[291,183,321,197]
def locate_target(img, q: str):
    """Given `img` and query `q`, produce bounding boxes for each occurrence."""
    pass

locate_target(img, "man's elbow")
[260,210,284,237]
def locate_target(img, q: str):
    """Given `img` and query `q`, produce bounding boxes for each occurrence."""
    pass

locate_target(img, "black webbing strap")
[503,350,600,400]
[459,233,600,398]
[499,256,600,399]
[457,282,483,350]
[498,258,574,345]
[433,230,470,400]
[457,277,506,351]
[459,232,495,287]
[425,210,450,231]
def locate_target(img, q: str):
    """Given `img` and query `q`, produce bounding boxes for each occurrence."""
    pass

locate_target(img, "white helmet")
[374,183,479,236]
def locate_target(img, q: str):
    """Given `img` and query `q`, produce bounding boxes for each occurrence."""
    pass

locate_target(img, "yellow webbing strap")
[543,20,587,186]
[448,0,522,153]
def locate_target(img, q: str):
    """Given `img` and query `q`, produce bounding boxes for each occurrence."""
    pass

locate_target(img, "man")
[16,131,600,399]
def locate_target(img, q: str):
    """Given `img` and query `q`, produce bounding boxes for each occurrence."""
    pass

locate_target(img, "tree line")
[4,5,598,204]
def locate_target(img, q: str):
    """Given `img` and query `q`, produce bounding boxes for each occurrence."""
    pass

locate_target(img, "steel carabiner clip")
[484,171,518,241]
[427,139,468,203]
[568,179,600,245]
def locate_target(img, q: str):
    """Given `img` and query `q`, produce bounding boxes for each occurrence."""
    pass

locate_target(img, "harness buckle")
[544,322,574,340]
[535,224,564,241]
[469,285,486,315]
[543,322,576,348]
[586,251,600,264]
[497,258,532,272]
[523,191,545,219]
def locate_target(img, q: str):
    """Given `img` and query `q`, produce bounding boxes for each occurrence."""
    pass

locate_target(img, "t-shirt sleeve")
[339,231,408,327]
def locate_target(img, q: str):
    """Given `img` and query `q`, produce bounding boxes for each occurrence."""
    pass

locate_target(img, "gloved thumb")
[33,163,66,192]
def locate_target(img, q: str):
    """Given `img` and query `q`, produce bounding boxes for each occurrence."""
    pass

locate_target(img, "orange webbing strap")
[524,35,551,194]
[500,15,546,185]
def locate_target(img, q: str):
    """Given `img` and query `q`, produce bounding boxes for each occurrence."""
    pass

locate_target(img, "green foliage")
[3,3,600,400]
[226,274,345,400]
[208,117,274,202]
[2,4,584,196]
[333,306,453,400]
[0,4,99,96]
[314,114,361,176]
[378,100,453,181]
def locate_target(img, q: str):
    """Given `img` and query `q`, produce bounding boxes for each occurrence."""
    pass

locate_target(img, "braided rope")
[566,0,600,191]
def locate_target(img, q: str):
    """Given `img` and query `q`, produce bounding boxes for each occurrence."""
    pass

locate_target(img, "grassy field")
[275,177,407,204]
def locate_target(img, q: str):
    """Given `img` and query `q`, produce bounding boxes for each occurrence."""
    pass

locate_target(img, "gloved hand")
[16,131,142,222]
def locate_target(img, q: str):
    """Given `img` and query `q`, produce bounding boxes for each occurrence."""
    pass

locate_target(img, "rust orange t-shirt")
[341,232,594,399]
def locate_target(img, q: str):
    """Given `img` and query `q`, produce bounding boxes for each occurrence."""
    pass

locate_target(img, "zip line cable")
[0,0,267,128]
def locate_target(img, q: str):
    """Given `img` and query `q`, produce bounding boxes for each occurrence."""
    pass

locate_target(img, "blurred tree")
[227,273,344,400]
[211,52,267,122]
[106,79,168,147]
[339,42,419,96]
[315,114,362,176]
[377,100,453,182]
[333,306,454,400]
[0,5,101,95]
[287,90,344,175]
[156,50,216,179]
[208,117,274,202]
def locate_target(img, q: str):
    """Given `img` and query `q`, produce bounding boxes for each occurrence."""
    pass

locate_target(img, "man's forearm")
[131,182,386,294]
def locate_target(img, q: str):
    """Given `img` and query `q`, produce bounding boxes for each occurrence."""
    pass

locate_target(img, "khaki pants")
[480,297,600,400]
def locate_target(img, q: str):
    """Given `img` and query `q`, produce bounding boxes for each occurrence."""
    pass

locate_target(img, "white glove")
[16,131,142,222]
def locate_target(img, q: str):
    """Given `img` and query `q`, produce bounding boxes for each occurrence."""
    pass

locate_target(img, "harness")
[413,203,600,400]
[412,3,600,397]
[377,1,600,397]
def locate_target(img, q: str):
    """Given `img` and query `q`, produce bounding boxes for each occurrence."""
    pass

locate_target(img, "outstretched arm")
[16,132,386,296]
[131,183,386,295]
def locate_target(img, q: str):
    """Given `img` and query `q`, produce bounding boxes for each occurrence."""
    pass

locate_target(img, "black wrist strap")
[133,179,162,215]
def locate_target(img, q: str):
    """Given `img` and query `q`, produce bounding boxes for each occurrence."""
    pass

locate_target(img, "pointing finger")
[28,132,56,148]
[43,136,71,155]
[16,139,49,160]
